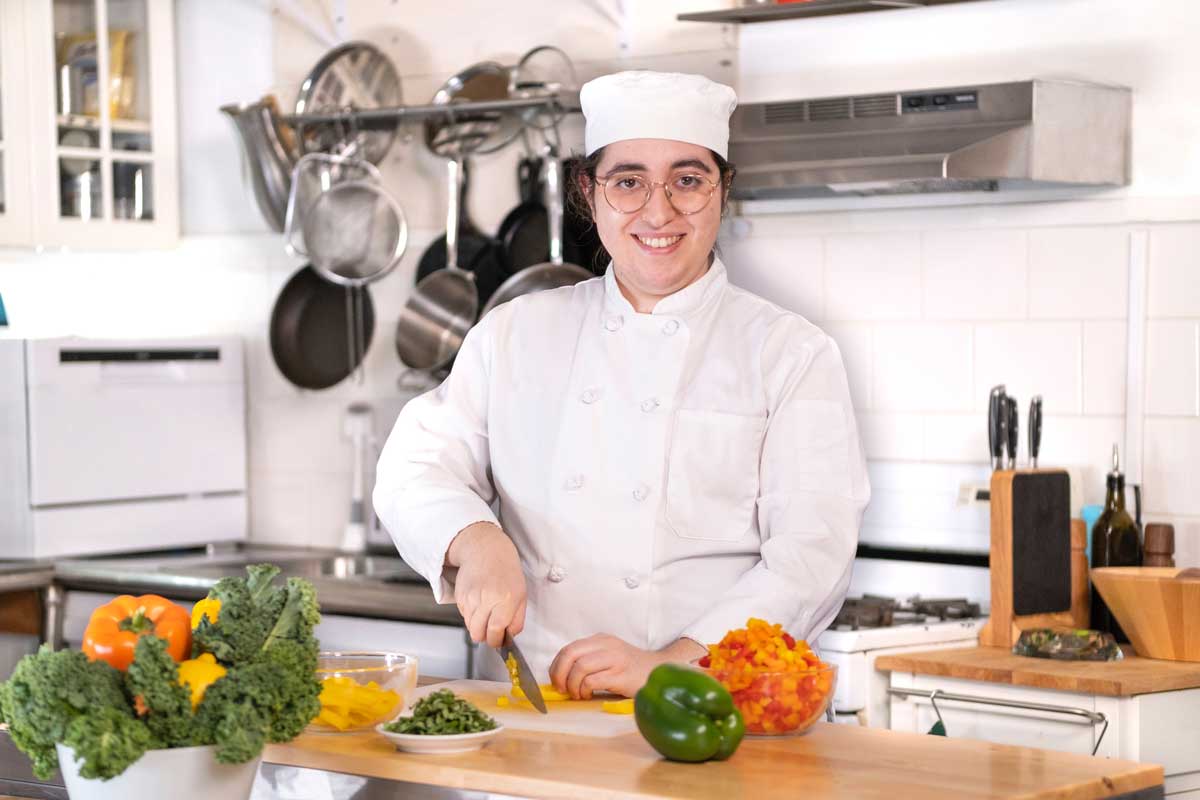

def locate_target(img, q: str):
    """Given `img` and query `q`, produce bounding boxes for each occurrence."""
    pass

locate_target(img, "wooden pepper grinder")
[1144,523,1176,568]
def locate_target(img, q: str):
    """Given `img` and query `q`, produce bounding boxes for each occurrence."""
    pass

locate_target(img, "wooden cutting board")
[409,680,637,738]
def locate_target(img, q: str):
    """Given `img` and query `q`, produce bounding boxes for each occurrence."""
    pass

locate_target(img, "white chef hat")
[580,71,738,158]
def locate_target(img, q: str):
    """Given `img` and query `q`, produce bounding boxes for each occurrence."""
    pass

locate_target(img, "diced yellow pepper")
[601,698,635,715]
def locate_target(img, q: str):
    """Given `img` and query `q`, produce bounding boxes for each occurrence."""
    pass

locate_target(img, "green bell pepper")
[634,663,745,763]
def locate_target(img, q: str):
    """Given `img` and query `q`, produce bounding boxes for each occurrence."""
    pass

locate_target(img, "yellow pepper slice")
[177,653,227,710]
[601,698,635,715]
[191,597,221,629]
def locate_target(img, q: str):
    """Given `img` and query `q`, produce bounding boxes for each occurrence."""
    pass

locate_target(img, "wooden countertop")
[263,718,1162,799]
[876,645,1200,696]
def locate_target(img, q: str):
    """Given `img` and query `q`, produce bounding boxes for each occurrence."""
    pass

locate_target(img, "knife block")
[979,469,1084,648]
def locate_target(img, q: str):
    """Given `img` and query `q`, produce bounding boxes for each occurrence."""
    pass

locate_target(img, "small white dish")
[375,722,504,754]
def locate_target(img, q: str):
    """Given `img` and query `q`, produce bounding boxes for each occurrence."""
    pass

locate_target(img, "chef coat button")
[663,320,680,335]
[548,566,566,583]
[565,474,584,491]
[632,485,650,502]
[640,397,659,413]
[624,576,640,589]
[604,316,624,332]
[580,388,600,404]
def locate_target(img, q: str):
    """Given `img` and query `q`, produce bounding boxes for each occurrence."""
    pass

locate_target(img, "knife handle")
[1006,395,1019,469]
[1029,395,1043,468]
[988,385,1007,470]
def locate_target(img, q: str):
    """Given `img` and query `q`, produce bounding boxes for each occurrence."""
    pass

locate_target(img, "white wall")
[2,0,1197,565]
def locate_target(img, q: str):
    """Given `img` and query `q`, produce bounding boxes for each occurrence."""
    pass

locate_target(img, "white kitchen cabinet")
[0,0,178,249]
[889,672,1200,798]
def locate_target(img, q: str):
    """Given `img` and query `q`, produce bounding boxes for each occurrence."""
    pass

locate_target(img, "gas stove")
[833,595,982,630]
[816,594,987,727]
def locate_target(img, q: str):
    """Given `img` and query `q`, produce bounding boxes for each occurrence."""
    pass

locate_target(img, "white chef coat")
[373,257,870,682]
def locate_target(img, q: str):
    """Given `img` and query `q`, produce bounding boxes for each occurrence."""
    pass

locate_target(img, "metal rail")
[887,686,1109,755]
[282,93,581,131]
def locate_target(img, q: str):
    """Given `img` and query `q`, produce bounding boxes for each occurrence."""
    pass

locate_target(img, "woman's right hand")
[446,522,527,648]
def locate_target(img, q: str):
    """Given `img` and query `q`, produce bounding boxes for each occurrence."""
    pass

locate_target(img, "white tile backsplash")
[922,413,989,464]
[1144,418,1200,516]
[856,412,924,461]
[1082,321,1128,416]
[1148,224,1200,319]
[922,229,1028,320]
[973,322,1083,414]
[824,233,922,321]
[1161,516,1200,569]
[722,235,823,322]
[1036,415,1125,507]
[1145,321,1200,417]
[1028,227,1129,320]
[873,323,973,412]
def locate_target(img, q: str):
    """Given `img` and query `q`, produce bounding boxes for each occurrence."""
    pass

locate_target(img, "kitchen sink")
[166,554,425,585]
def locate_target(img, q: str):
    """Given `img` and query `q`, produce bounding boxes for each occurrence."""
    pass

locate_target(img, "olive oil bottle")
[1089,444,1142,641]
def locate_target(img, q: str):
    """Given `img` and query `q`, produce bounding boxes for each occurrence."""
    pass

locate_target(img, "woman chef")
[374,71,870,699]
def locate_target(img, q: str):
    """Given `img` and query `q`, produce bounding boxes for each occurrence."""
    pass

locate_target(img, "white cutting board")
[410,680,637,738]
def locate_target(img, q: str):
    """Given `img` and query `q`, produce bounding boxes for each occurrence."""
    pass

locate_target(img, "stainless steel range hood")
[728,79,1131,200]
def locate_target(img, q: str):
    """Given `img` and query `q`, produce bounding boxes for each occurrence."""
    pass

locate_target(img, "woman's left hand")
[548,635,706,699]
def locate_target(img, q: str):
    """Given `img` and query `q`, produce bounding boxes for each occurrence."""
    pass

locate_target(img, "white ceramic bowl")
[56,743,260,800]
[375,722,503,755]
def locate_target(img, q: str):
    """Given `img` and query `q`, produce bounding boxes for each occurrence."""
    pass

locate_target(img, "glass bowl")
[702,662,837,736]
[308,651,418,733]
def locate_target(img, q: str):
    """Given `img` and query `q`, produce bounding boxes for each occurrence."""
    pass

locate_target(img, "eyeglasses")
[598,172,721,216]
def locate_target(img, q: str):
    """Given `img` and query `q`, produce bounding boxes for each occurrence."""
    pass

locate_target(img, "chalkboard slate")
[1011,472,1072,616]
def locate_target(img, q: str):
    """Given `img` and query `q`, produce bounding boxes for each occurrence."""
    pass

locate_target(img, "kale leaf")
[62,706,159,780]
[125,635,195,747]
[0,647,130,779]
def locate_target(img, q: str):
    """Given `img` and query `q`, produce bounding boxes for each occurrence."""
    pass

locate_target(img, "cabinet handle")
[887,687,1109,756]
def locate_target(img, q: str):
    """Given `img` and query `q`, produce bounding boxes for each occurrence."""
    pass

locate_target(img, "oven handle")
[887,687,1109,756]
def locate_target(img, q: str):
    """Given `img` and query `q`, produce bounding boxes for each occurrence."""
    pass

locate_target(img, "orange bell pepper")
[82,594,192,671]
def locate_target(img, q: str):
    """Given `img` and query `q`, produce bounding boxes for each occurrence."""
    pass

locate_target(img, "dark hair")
[565,147,737,268]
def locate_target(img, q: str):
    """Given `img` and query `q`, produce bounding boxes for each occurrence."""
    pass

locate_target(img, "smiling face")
[586,139,725,313]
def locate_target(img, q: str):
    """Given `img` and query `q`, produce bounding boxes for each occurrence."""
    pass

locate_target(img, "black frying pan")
[496,156,549,274]
[415,158,509,309]
[270,264,375,390]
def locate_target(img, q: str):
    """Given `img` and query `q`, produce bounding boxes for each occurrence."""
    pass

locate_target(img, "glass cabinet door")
[0,1,33,243]
[51,0,155,224]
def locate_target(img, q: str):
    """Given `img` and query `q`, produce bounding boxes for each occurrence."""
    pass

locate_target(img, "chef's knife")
[498,632,547,714]
[1006,395,1019,470]
[1028,395,1043,469]
[988,385,1007,471]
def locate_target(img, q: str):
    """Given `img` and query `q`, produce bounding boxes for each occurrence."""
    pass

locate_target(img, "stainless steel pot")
[395,156,479,371]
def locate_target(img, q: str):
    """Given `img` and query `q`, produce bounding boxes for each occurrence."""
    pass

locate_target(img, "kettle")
[220,96,299,232]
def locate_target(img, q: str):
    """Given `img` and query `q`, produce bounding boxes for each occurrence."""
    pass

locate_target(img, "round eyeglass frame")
[597,173,722,216]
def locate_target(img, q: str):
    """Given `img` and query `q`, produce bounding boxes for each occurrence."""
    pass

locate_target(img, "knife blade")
[498,632,547,714]
[1028,395,1043,468]
[988,385,1007,471]
[1006,395,1019,470]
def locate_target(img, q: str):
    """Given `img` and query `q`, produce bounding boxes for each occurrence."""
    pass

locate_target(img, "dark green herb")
[384,690,497,735]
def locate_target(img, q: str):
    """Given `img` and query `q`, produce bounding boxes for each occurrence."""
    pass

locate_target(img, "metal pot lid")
[295,42,402,165]
[508,46,577,131]
[424,61,523,158]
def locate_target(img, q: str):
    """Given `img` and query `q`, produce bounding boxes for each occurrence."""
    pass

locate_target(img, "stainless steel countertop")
[0,545,460,627]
